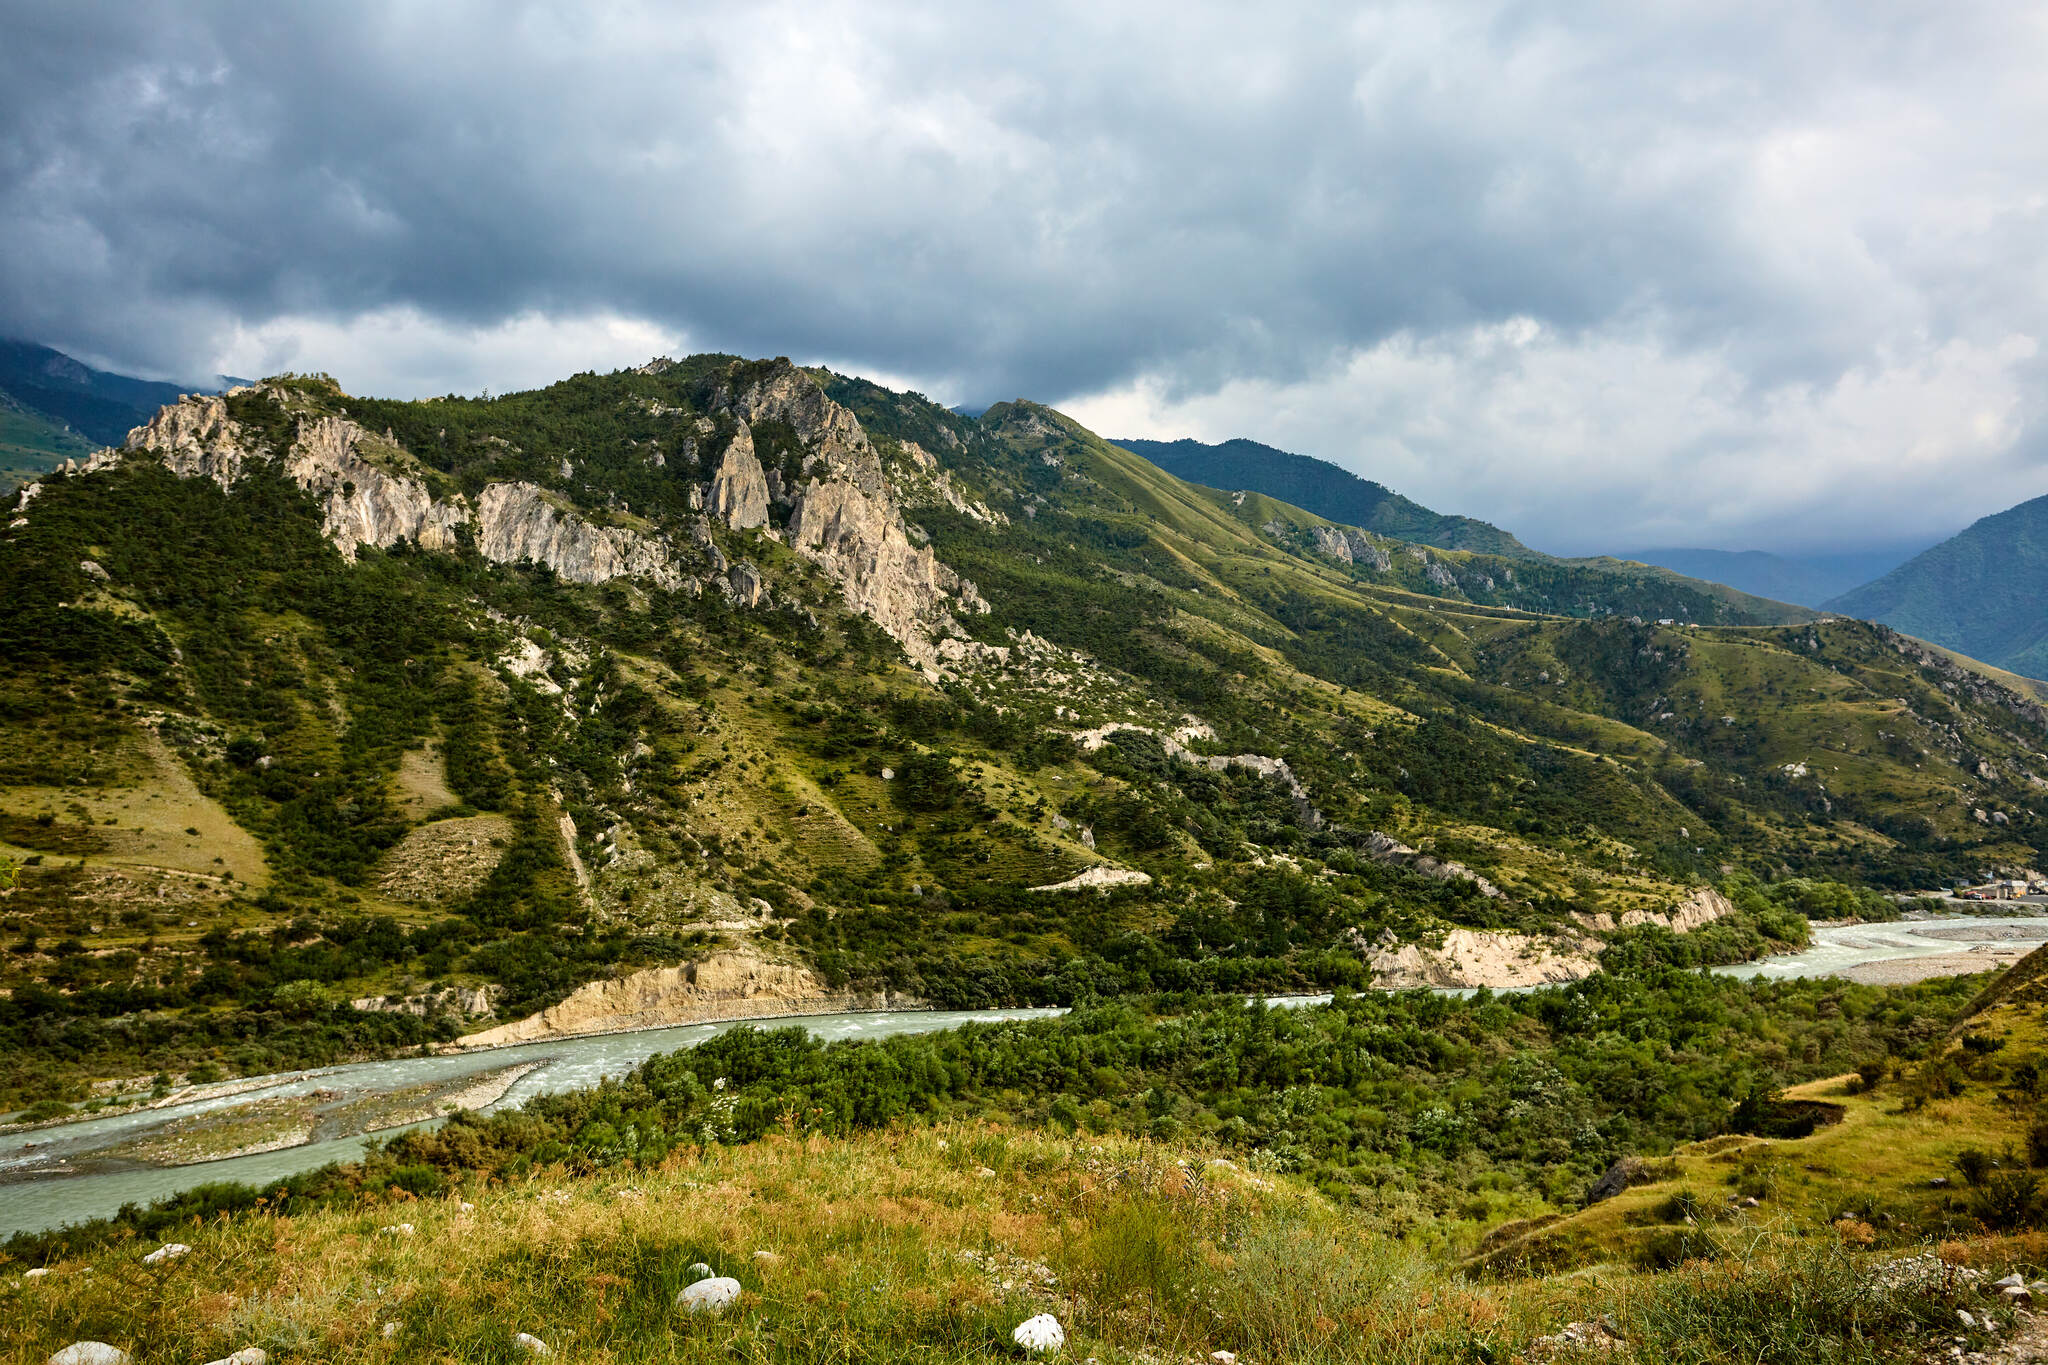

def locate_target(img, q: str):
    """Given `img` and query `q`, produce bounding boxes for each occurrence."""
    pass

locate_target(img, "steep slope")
[3,357,2045,1104]
[1113,434,1533,555]
[1621,545,1923,610]
[1827,493,2048,679]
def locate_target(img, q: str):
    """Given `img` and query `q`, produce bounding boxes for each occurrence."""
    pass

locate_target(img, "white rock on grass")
[752,1250,780,1265]
[380,1322,402,1340]
[677,1277,743,1314]
[380,1223,415,1236]
[24,1266,52,1279]
[202,1350,269,1365]
[512,1332,551,1355]
[1013,1315,1065,1354]
[48,1345,130,1365]
[141,1243,191,1265]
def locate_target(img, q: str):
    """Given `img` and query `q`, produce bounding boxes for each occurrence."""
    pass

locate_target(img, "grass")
[2,1121,2026,1365]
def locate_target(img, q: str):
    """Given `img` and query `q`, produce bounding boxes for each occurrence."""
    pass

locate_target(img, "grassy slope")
[1,1119,2024,1365]
[1484,944,2048,1276]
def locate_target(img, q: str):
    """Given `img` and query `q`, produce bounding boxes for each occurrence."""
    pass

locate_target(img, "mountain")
[1619,545,1924,610]
[4,356,2044,1104]
[1826,493,2048,680]
[0,341,238,491]
[1112,435,1534,556]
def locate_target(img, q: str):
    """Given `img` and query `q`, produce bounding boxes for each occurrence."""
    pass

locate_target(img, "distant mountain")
[1619,546,1924,611]
[0,341,240,491]
[1112,436,1533,557]
[1826,493,2048,680]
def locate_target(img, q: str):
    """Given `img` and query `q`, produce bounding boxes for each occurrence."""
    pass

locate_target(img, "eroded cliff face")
[125,393,253,490]
[101,367,992,672]
[284,415,469,560]
[456,952,919,1046]
[475,483,682,588]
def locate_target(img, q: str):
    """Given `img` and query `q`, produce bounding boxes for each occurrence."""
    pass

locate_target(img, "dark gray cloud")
[3,1,2044,550]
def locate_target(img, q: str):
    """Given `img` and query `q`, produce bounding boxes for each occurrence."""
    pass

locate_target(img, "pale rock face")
[719,367,882,495]
[1618,886,1734,933]
[458,952,915,1046]
[284,416,470,561]
[1311,525,1392,571]
[1369,928,1600,989]
[125,393,250,489]
[787,475,983,669]
[709,423,770,530]
[475,483,681,589]
[724,561,768,608]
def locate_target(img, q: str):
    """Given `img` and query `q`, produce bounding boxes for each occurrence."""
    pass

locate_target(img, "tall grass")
[0,1125,2009,1365]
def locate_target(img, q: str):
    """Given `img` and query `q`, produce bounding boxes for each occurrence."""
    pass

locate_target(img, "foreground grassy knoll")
[1482,945,2048,1277]
[1,1123,2026,1365]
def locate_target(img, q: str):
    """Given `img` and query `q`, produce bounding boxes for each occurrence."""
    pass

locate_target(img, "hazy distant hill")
[1827,493,2048,679]
[0,340,200,448]
[1112,435,1533,557]
[1621,546,1922,610]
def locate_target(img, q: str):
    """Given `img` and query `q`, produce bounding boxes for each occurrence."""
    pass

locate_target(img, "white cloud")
[1065,323,2047,554]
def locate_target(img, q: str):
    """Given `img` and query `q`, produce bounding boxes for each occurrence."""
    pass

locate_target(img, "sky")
[3,2,2045,556]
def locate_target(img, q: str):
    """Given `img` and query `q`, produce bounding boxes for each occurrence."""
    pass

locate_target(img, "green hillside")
[1113,434,1535,555]
[2,357,2044,1105]
[1827,492,2048,680]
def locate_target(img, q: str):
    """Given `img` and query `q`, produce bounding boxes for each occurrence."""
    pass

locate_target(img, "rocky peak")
[708,423,770,530]
[715,363,883,497]
[125,392,251,489]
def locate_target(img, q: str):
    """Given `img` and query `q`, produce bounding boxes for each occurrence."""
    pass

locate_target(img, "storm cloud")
[3,1,2044,551]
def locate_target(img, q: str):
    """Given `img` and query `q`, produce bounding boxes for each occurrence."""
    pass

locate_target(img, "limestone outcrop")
[125,392,252,489]
[1312,525,1392,571]
[708,424,770,529]
[456,953,919,1046]
[475,483,681,588]
[1619,886,1735,933]
[283,416,469,560]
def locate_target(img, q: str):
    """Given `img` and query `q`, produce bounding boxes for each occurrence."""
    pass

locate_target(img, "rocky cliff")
[65,367,993,668]
[456,953,919,1047]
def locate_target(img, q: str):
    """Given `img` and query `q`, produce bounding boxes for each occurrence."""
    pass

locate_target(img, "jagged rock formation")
[708,424,770,529]
[125,393,253,488]
[457,953,918,1046]
[475,483,681,587]
[284,415,468,559]
[1313,524,1393,571]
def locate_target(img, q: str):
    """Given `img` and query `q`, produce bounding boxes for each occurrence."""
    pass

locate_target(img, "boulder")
[512,1332,551,1356]
[141,1242,191,1265]
[1012,1314,1065,1354]
[201,1351,269,1365]
[677,1276,743,1314]
[48,1347,129,1365]
[686,1261,715,1280]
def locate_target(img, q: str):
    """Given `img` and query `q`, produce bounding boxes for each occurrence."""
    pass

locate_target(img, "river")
[0,1005,1059,1240]
[11,917,2047,1240]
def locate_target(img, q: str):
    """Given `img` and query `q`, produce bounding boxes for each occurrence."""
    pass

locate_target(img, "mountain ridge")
[1825,492,2048,680]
